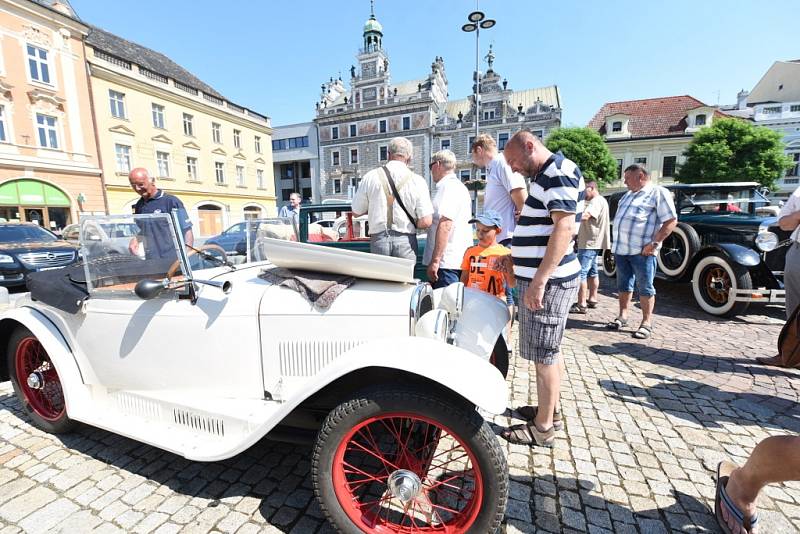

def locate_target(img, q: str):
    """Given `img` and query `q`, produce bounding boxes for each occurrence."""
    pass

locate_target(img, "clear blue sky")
[71,0,799,127]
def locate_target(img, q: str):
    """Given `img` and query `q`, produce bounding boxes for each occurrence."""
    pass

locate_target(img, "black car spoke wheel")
[658,223,700,280]
[691,255,751,317]
[602,250,616,278]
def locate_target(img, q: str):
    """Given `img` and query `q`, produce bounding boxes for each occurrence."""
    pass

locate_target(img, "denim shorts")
[577,249,599,281]
[615,253,657,297]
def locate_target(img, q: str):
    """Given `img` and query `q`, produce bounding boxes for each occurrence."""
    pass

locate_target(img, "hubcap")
[387,469,422,504]
[26,371,44,390]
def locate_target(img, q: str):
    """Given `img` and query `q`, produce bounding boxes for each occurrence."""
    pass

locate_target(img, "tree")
[544,127,618,185]
[676,118,793,190]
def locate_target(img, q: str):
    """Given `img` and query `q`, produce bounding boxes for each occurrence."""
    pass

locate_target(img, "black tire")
[312,386,508,534]
[490,336,509,378]
[691,254,752,317]
[7,327,75,434]
[658,222,701,280]
[602,249,616,277]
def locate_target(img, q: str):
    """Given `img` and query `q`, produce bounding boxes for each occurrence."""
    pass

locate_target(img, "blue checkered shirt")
[611,185,677,256]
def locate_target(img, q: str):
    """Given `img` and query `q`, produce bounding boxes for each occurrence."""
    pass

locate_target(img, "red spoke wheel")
[312,386,507,533]
[7,327,74,433]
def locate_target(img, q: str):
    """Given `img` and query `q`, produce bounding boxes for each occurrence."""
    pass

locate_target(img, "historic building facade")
[85,26,275,237]
[0,0,105,232]
[271,121,320,207]
[315,7,561,203]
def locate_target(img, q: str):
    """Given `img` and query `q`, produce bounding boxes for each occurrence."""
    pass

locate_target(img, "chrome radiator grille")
[17,251,75,267]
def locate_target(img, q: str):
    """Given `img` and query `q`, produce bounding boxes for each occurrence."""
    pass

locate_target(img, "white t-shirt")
[779,185,800,242]
[352,160,433,234]
[423,174,473,269]
[483,152,527,243]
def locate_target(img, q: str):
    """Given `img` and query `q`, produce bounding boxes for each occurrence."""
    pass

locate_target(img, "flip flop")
[605,317,628,330]
[715,461,759,534]
[632,324,652,339]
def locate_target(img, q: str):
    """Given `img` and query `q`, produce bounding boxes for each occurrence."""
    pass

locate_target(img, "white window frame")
[183,113,194,136]
[788,151,800,177]
[349,123,357,137]
[331,126,339,140]
[256,169,265,189]
[634,156,648,166]
[109,90,126,119]
[156,151,170,178]
[379,119,387,133]
[233,129,241,149]
[214,161,226,184]
[402,115,411,131]
[151,103,165,129]
[333,178,342,194]
[115,144,131,173]
[379,145,388,162]
[483,110,495,120]
[35,113,58,149]
[695,114,707,126]
[611,121,622,132]
[350,148,358,164]
[255,135,262,153]
[186,156,198,181]
[497,132,509,150]
[332,150,340,166]
[440,138,451,151]
[26,43,51,85]
[212,122,221,144]
[459,170,471,181]
[790,105,800,113]
[236,165,245,187]
[0,105,8,143]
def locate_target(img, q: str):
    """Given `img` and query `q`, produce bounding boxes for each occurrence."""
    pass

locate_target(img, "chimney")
[737,89,749,110]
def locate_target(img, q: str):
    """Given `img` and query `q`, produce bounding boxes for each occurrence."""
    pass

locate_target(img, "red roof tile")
[587,95,724,138]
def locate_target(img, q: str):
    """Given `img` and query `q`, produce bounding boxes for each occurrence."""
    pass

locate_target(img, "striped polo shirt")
[512,151,585,282]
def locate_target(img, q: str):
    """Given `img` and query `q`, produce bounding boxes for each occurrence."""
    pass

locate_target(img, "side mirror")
[134,279,167,300]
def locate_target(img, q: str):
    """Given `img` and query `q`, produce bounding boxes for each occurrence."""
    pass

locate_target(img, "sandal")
[605,317,628,330]
[569,303,587,314]
[501,422,555,448]
[715,461,759,534]
[587,300,599,309]
[632,324,652,339]
[515,405,563,431]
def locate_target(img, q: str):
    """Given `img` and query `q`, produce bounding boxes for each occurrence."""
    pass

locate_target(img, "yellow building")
[85,26,275,237]
[0,0,105,231]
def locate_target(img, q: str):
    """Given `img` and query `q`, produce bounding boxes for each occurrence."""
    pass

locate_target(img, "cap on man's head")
[469,209,503,228]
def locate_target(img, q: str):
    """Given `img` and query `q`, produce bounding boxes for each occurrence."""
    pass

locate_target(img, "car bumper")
[731,288,785,304]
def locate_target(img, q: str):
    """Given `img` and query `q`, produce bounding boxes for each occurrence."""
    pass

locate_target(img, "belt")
[372,229,415,236]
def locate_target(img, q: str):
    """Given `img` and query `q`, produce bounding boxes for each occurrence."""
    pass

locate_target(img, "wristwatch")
[651,241,662,251]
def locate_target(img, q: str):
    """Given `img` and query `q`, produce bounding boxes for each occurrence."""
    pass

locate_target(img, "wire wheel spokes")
[15,337,65,421]
[332,413,483,532]
[704,266,731,304]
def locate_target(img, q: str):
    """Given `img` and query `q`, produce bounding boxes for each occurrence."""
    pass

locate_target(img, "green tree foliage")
[676,118,793,190]
[544,127,618,185]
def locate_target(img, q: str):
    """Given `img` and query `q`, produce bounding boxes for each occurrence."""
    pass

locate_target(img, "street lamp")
[461,10,495,143]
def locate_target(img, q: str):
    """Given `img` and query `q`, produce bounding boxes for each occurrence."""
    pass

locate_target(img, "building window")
[533,130,544,139]
[611,121,622,133]
[402,116,411,130]
[300,161,311,178]
[156,151,170,177]
[789,153,800,177]
[255,135,262,153]
[281,189,292,201]
[459,170,471,181]
[763,106,782,115]
[379,145,388,161]
[281,163,294,179]
[272,136,310,151]
[791,105,800,113]
[212,122,221,143]
[27,44,50,84]
[498,133,509,150]
[233,129,241,149]
[36,114,58,149]
[186,156,198,180]
[214,162,225,184]
[616,159,623,179]
[468,136,475,149]
[0,106,7,142]
[350,148,358,164]
[115,144,131,173]
[183,113,194,136]
[302,187,312,200]
[236,165,245,186]
[349,124,357,137]
[151,103,165,128]
[332,126,339,139]
[662,156,677,177]
[332,150,340,166]
[108,90,126,119]
[334,179,342,194]
[695,114,707,126]
[634,157,647,166]
[379,119,387,133]
[483,110,495,120]
[440,139,450,150]
[257,169,265,189]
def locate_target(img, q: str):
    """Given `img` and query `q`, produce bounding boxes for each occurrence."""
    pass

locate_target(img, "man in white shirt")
[352,137,433,260]
[423,150,473,288]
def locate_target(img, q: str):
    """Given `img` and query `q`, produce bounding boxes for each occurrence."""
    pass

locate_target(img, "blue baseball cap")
[469,210,503,229]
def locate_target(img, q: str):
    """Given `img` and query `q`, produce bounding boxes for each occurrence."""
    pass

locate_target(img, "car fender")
[0,306,89,415]
[436,286,510,359]
[690,243,760,269]
[281,337,509,415]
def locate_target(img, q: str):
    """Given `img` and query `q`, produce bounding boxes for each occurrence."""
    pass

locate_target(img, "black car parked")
[0,223,80,287]
[603,182,789,317]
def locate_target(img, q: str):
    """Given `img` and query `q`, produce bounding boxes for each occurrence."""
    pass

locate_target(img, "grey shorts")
[517,276,580,365]
[370,230,418,261]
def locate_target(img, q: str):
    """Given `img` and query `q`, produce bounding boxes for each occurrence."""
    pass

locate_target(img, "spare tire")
[658,222,701,280]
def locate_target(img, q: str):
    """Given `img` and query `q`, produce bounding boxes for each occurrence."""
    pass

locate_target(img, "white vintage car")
[1,213,512,533]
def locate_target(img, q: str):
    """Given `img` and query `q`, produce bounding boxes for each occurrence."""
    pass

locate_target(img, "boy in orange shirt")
[460,210,515,301]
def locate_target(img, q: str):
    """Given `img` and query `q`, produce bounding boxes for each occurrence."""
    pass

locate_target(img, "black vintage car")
[0,223,80,287]
[603,182,789,317]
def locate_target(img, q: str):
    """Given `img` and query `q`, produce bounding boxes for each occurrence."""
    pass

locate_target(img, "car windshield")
[0,225,57,243]
[99,223,140,238]
[677,188,769,214]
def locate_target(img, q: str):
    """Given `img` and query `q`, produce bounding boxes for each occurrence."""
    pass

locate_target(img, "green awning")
[0,180,70,207]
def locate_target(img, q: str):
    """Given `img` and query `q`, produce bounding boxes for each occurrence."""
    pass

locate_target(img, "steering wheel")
[166,244,228,279]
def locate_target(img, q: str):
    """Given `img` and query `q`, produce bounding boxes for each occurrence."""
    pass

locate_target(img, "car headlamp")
[414,309,449,342]
[0,254,15,264]
[755,231,779,252]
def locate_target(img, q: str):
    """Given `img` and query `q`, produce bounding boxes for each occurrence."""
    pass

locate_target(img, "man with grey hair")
[423,150,472,287]
[353,136,432,260]
[278,192,301,226]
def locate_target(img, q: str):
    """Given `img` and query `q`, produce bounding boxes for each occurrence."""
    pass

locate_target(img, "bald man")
[128,167,193,259]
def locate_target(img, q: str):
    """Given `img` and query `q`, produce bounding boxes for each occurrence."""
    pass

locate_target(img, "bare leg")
[618,291,632,320]
[640,295,654,326]
[577,281,588,307]
[587,276,599,303]
[722,436,800,533]
[533,359,560,430]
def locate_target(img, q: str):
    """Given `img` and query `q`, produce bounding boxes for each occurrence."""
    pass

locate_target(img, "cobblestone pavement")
[1,278,799,533]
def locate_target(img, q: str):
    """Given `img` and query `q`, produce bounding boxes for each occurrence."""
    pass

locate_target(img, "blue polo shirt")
[133,190,192,259]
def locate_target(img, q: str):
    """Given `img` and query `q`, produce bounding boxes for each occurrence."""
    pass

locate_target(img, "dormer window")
[611,121,622,133]
[695,114,707,126]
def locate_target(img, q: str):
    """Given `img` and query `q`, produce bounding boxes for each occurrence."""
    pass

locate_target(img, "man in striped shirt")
[501,130,585,447]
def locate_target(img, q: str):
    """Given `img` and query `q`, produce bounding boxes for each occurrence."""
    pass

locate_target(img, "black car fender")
[688,243,760,272]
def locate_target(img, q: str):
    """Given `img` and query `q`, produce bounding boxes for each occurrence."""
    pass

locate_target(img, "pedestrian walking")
[278,192,301,227]
[423,150,472,288]
[571,181,610,314]
[500,130,585,447]
[352,137,433,260]
[606,164,677,339]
